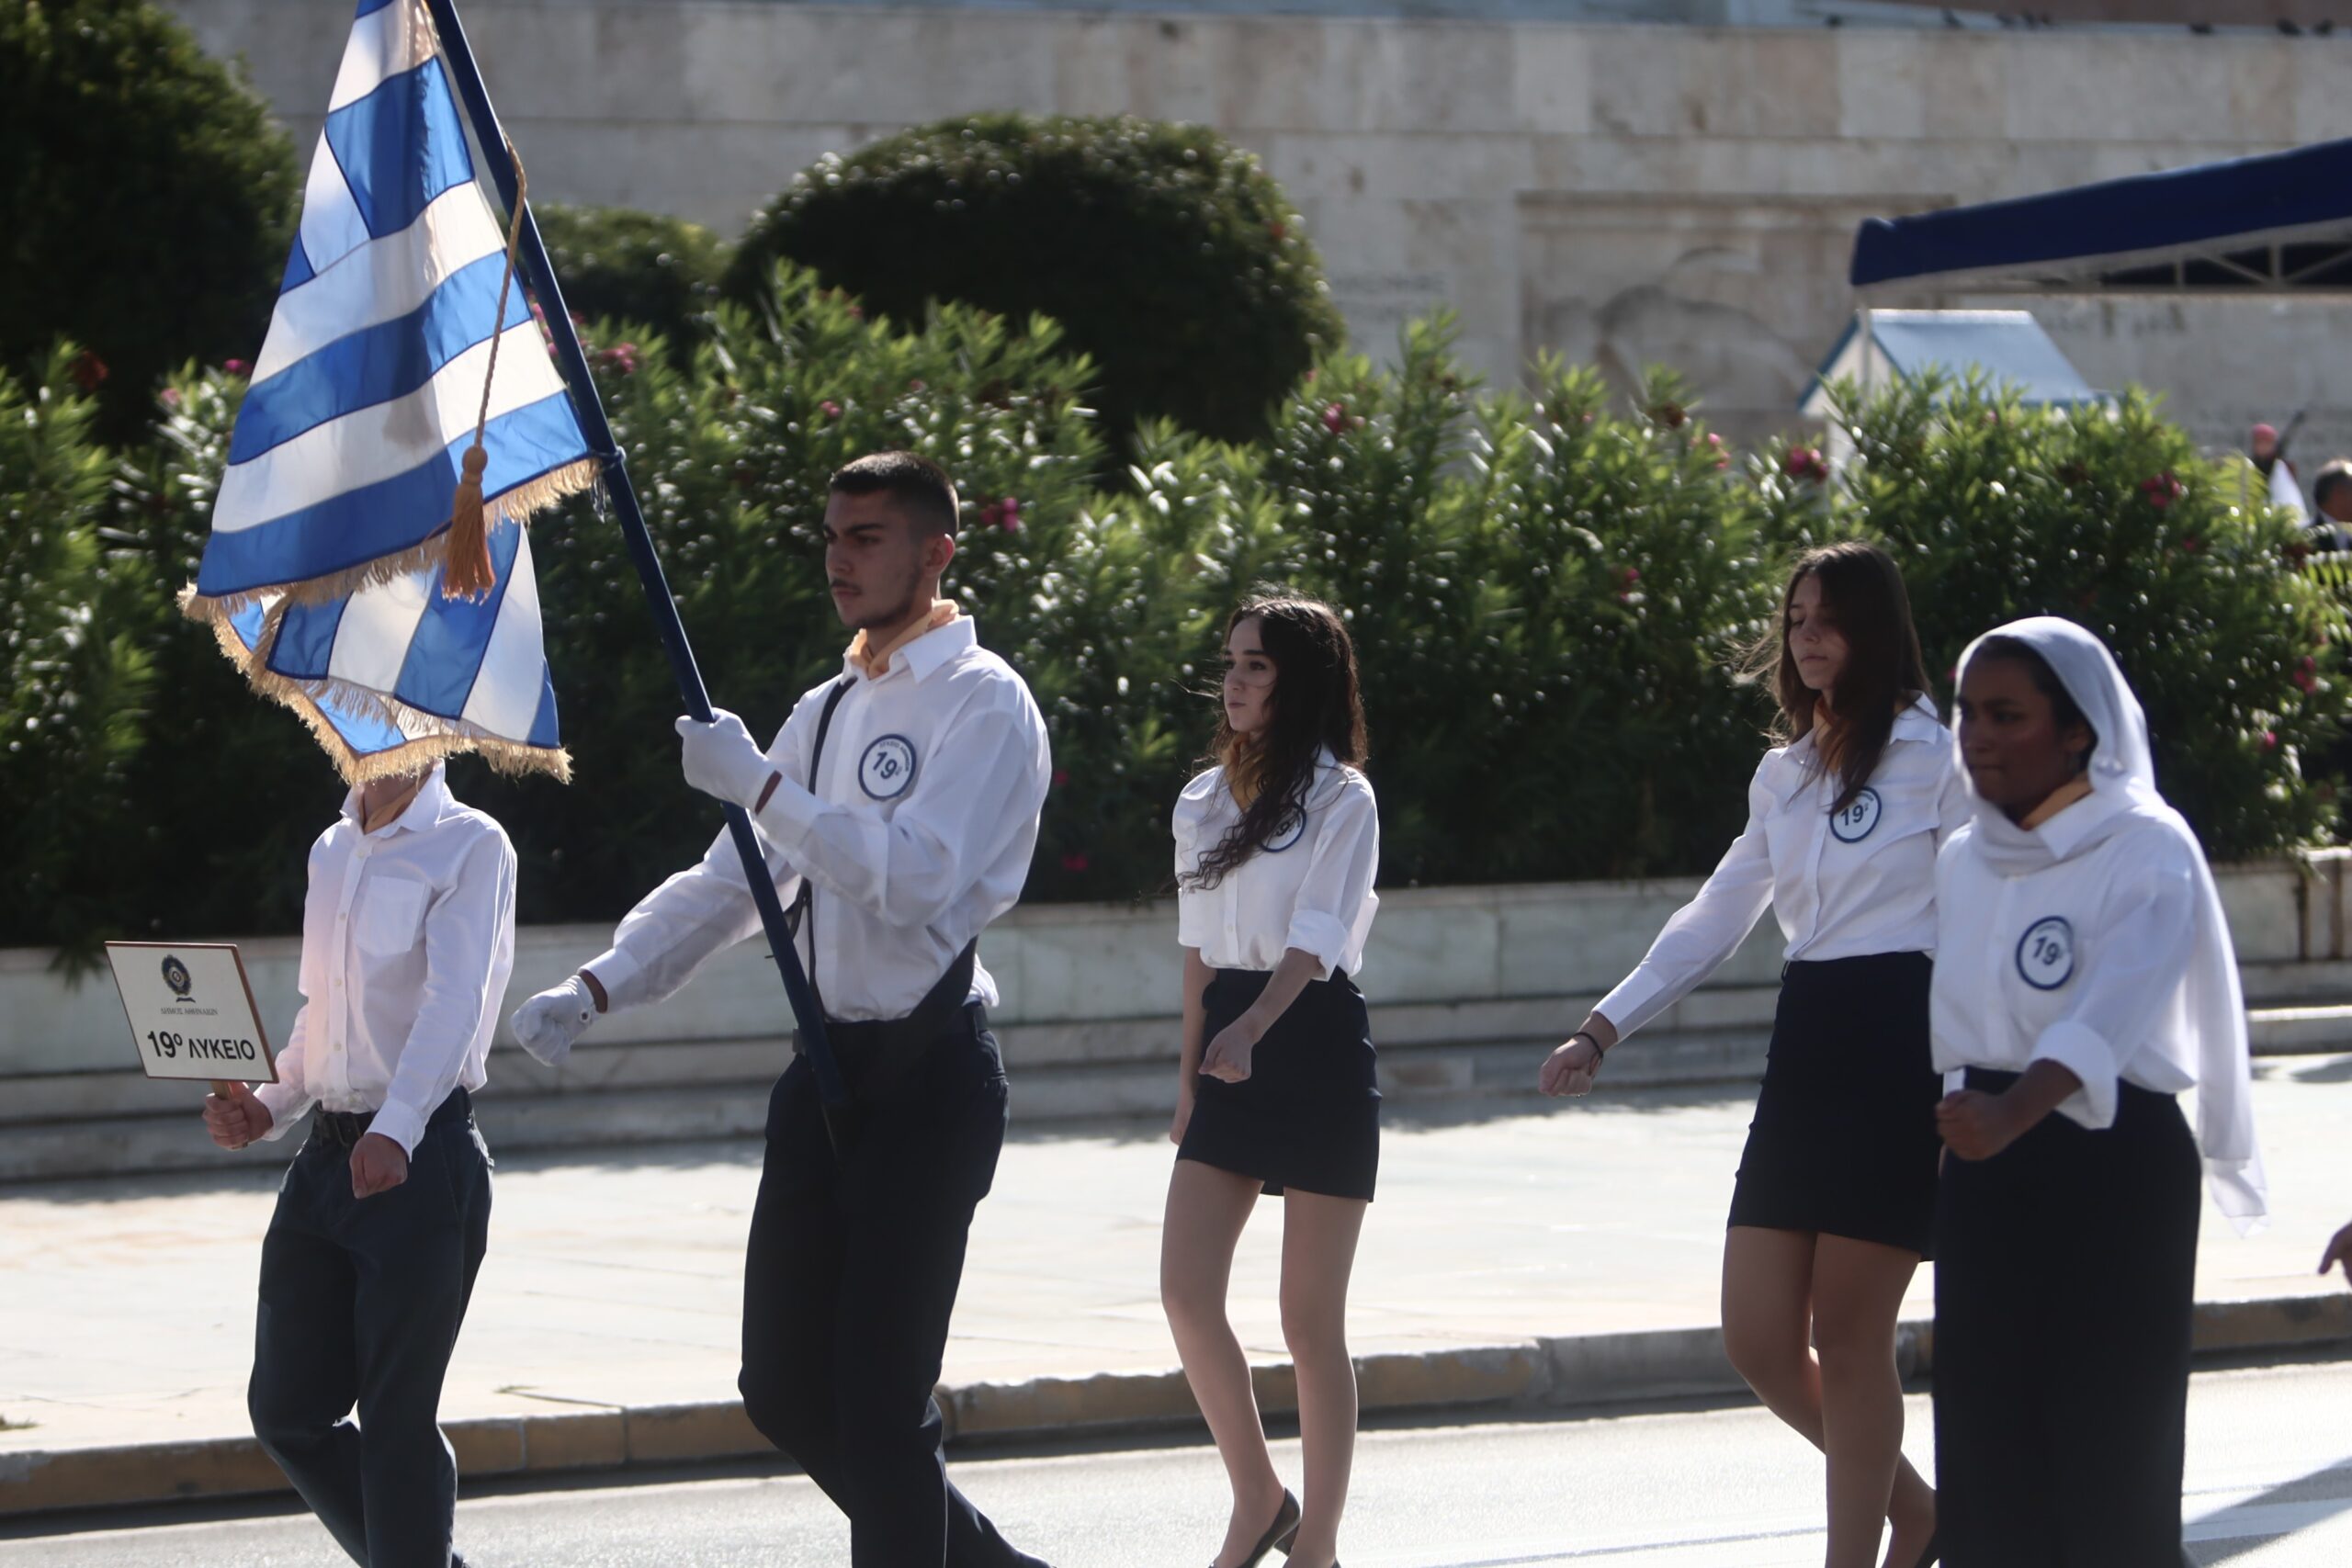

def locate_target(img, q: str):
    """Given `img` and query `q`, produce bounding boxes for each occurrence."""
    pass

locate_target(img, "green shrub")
[1757,376,2348,860]
[534,203,729,359]
[1114,328,1775,887]
[0,350,157,953]
[0,0,299,436]
[725,113,1345,452]
[16,299,2344,954]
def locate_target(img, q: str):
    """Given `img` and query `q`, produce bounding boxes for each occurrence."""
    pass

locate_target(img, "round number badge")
[1829,787,1883,843]
[2015,916,2075,990]
[858,735,919,800]
[1264,807,1307,852]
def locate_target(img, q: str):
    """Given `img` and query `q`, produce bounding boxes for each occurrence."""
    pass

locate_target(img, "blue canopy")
[1851,137,2352,292]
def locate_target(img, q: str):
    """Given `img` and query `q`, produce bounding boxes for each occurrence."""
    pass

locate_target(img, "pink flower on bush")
[1061,852,1090,873]
[1784,446,1829,484]
[1267,220,1288,242]
[2262,729,2280,752]
[223,357,250,377]
[980,496,1022,532]
[907,378,926,392]
[69,350,107,390]
[820,400,842,420]
[594,342,639,377]
[1051,768,1069,788]
[1322,402,1347,434]
[2140,471,2182,509]
[2295,657,2320,694]
[159,387,182,409]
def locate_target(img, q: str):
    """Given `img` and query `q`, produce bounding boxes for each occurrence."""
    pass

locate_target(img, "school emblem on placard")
[2016,916,2075,990]
[1264,807,1307,853]
[1829,787,1883,843]
[858,735,919,799]
[161,954,195,1000]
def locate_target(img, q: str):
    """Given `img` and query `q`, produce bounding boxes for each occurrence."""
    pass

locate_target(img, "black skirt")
[1932,1069,2200,1568]
[1177,966,1381,1201]
[1726,950,1942,1256]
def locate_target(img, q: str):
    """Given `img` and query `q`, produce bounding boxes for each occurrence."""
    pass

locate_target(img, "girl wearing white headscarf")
[1931,616,2265,1568]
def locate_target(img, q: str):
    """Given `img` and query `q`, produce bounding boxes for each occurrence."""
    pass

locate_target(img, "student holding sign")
[512,453,1055,1568]
[202,761,516,1568]
[1931,619,2264,1568]
[1537,544,1962,1568]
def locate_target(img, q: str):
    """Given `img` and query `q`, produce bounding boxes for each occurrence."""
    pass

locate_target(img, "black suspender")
[779,673,982,1095]
[785,677,855,1015]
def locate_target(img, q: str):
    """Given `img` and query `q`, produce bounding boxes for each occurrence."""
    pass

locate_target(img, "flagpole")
[420,0,850,1120]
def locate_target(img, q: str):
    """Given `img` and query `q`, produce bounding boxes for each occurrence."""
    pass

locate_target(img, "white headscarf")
[1953,616,2267,1229]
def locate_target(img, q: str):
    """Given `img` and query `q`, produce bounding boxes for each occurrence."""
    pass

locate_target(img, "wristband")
[1570,1030,1604,1059]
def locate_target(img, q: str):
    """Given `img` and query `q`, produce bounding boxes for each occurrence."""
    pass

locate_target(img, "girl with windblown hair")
[1160,594,1381,1568]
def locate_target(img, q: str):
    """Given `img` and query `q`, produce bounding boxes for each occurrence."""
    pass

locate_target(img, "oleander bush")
[9,283,2346,952]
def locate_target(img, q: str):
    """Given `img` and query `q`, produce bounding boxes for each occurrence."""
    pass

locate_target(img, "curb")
[5,1293,2346,1518]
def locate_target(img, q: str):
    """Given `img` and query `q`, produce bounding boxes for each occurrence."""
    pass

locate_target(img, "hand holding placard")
[204,1082,274,1150]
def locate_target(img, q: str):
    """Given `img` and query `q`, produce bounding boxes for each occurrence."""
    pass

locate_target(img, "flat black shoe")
[1216,1488,1299,1568]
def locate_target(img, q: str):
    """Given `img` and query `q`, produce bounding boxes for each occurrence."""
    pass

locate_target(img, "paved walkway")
[6,1058,2351,1461]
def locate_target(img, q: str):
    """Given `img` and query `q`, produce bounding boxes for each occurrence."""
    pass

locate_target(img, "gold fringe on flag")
[182,586,574,786]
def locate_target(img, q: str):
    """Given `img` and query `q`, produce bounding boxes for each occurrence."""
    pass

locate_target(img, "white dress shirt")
[1931,793,2206,1129]
[1597,698,1966,1040]
[1173,756,1380,979]
[588,615,1050,1022]
[255,765,518,1155]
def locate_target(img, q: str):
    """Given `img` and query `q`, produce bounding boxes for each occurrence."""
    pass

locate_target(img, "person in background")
[2309,459,2352,552]
[2248,422,2307,525]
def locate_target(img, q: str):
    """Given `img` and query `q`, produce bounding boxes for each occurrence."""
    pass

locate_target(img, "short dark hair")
[2315,459,2352,513]
[830,451,960,536]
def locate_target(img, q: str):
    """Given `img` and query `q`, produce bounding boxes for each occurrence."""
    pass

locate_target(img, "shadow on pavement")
[2189,1456,2352,1563]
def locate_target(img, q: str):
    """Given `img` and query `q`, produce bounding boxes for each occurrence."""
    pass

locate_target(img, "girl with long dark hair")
[1538,541,1961,1568]
[1161,594,1380,1568]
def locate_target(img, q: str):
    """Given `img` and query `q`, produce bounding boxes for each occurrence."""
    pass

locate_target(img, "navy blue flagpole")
[420,0,849,1122]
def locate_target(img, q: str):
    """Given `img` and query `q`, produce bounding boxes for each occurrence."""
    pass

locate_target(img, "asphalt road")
[7,1360,2351,1566]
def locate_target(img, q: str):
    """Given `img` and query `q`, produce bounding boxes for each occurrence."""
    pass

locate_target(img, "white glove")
[676,709,776,809]
[512,975,598,1066]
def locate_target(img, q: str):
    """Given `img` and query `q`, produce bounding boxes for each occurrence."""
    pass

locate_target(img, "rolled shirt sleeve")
[2030,843,2198,1132]
[372,828,518,1156]
[1283,777,1380,981]
[1594,775,1778,1042]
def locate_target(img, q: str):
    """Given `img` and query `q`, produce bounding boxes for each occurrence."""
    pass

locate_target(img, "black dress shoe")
[1216,1488,1299,1568]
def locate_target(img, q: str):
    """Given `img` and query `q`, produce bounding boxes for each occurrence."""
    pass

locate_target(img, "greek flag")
[182,0,594,782]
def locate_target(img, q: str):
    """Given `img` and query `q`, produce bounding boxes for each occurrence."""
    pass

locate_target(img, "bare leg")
[1721,1226,1936,1568]
[1812,1235,1935,1568]
[1162,1159,1285,1567]
[1276,1189,1369,1568]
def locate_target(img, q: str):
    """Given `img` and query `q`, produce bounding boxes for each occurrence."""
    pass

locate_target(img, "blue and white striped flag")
[183,0,594,782]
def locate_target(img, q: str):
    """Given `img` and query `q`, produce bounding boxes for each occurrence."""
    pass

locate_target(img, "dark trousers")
[739,1004,1045,1568]
[248,1089,492,1568]
[1934,1069,2200,1568]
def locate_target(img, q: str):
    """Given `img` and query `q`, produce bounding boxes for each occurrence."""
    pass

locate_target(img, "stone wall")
[166,1,2352,448]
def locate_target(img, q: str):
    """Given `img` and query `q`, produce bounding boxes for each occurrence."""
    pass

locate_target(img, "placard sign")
[103,942,277,1088]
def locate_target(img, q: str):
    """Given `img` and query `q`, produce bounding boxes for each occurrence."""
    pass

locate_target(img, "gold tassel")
[442,445,494,598]
[442,141,530,601]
